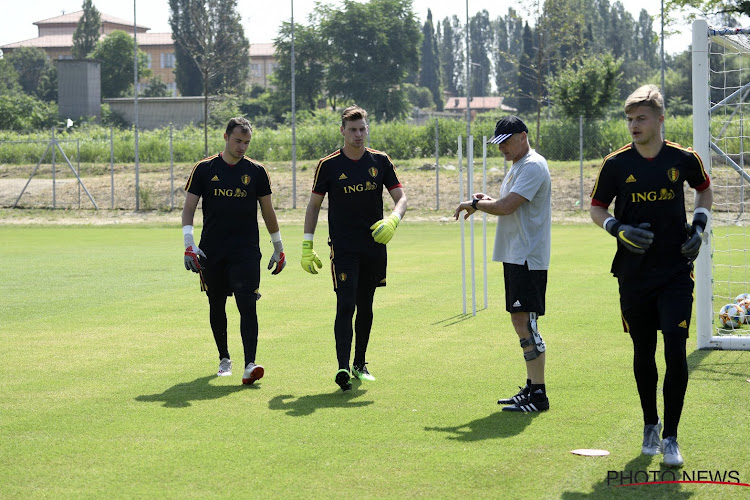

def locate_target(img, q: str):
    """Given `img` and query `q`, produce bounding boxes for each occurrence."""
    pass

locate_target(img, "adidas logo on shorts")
[513,300,522,307]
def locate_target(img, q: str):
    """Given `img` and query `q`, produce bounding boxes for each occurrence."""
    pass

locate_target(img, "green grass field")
[1,221,749,499]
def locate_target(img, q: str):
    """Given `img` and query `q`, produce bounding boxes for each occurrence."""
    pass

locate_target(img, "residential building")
[443,96,517,116]
[249,43,277,89]
[1,11,178,95]
[1,11,281,95]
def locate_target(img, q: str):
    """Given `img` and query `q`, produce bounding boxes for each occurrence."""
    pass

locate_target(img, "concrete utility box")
[57,59,101,122]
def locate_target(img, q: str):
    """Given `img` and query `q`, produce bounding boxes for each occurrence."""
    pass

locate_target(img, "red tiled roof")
[249,43,275,57]
[445,96,506,110]
[34,10,150,30]
[1,32,174,50]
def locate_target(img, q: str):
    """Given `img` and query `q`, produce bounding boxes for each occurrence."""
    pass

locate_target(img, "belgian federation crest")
[241,174,251,185]
[667,168,679,183]
[339,272,347,282]
[368,167,378,178]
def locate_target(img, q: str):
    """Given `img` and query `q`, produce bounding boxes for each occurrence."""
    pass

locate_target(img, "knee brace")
[520,312,546,361]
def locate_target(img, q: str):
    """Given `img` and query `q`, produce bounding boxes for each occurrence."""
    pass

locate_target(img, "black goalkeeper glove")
[681,211,709,262]
[605,219,654,255]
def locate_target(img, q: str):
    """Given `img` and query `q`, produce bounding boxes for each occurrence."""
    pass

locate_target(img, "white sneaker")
[661,436,684,467]
[642,419,662,455]
[217,358,232,377]
[242,362,264,385]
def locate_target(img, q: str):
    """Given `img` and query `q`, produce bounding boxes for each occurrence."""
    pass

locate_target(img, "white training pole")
[482,136,488,310]
[459,136,466,314]
[468,135,476,316]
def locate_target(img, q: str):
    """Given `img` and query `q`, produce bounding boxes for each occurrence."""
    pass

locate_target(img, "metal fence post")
[579,116,584,209]
[110,126,114,209]
[435,118,439,210]
[52,128,56,209]
[77,139,81,209]
[170,123,174,211]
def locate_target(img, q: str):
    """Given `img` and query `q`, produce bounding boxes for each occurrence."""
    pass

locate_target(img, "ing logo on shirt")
[368,167,378,178]
[667,168,680,183]
[343,181,378,194]
[241,174,251,185]
[213,188,248,198]
[629,189,675,202]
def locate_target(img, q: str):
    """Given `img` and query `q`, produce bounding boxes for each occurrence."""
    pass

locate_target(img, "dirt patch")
[0,160,601,224]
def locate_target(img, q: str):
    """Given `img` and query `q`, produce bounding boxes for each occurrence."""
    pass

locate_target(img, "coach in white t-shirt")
[454,115,552,413]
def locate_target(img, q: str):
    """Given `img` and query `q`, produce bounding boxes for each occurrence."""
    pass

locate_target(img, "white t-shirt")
[492,149,551,270]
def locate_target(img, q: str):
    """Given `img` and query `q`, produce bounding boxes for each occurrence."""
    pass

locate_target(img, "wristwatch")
[471,198,479,210]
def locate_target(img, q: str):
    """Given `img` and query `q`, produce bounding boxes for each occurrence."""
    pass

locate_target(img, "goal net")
[693,20,750,349]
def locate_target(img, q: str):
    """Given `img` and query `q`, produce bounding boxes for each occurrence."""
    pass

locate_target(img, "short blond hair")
[624,85,664,116]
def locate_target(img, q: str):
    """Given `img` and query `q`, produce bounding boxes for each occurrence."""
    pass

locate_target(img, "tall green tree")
[635,9,658,66]
[549,52,622,119]
[319,0,421,121]
[438,17,459,96]
[91,30,151,98]
[543,0,586,75]
[419,9,443,110]
[469,10,493,98]
[450,15,467,96]
[210,0,250,93]
[272,21,327,112]
[494,8,523,108]
[607,2,635,60]
[35,64,57,102]
[7,47,50,96]
[169,0,250,152]
[72,0,102,59]
[517,22,537,113]
[169,0,202,96]
[0,58,21,96]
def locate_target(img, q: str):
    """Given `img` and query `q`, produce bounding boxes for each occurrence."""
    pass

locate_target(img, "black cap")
[489,116,528,144]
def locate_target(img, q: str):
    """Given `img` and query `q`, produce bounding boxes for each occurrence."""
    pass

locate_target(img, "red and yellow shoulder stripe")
[184,154,220,191]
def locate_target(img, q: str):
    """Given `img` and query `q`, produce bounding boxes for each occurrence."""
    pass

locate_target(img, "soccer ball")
[719,303,745,329]
[734,293,750,304]
[737,299,750,323]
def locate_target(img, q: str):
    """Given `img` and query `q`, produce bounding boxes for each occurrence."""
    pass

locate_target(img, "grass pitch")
[1,221,749,499]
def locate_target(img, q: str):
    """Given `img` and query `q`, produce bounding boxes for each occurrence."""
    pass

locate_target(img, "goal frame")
[692,19,750,350]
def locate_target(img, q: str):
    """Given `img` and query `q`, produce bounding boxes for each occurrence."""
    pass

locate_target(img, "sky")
[0,0,719,54]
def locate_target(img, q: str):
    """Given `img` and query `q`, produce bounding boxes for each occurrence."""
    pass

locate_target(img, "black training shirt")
[312,148,401,252]
[591,141,710,278]
[185,153,272,257]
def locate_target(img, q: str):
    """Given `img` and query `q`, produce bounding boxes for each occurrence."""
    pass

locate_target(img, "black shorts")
[329,241,387,293]
[618,270,694,338]
[200,252,260,299]
[503,262,547,315]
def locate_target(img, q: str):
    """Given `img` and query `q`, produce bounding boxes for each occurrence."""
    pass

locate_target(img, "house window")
[146,53,152,69]
[160,53,175,69]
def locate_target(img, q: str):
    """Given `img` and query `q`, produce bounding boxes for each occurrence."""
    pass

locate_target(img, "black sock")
[530,384,546,396]
[525,379,532,389]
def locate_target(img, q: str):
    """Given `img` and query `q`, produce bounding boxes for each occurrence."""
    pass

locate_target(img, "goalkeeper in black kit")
[301,105,407,392]
[182,117,286,386]
[590,85,712,467]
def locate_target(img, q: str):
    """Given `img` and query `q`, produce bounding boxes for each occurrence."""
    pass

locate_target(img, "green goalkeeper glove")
[301,240,322,274]
[370,213,400,245]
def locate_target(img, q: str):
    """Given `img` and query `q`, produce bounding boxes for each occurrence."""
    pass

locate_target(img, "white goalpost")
[693,19,750,349]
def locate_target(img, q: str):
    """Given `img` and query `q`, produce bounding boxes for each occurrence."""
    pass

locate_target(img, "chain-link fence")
[0,119,695,212]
